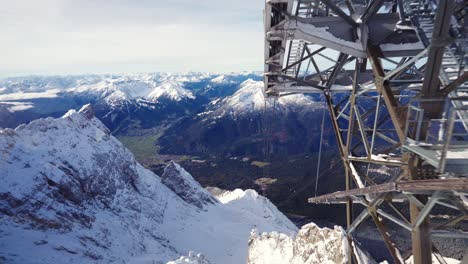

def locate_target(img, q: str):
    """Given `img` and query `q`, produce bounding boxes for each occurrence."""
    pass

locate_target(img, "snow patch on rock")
[248,223,375,264]
[168,251,212,264]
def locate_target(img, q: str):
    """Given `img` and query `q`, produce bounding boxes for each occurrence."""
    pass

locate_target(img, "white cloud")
[0,0,264,77]
[0,90,60,101]
[0,101,35,112]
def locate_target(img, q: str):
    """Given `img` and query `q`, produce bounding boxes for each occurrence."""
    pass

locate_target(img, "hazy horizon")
[0,70,264,79]
[1,0,264,77]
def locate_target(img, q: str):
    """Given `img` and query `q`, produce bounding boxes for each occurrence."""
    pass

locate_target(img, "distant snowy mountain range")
[0,72,330,159]
[0,72,261,128]
[0,72,259,111]
[0,105,360,264]
[0,71,323,120]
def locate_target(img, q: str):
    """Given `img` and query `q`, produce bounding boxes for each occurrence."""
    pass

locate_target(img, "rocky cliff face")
[0,104,175,263]
[247,223,375,264]
[0,104,160,231]
[0,105,297,263]
[161,161,218,209]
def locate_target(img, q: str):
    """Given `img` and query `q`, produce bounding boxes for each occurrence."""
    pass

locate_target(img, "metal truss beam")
[264,0,468,263]
[308,179,468,204]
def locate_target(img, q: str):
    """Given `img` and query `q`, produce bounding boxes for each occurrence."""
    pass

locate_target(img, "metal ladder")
[408,0,468,129]
[283,0,325,78]
[285,40,305,76]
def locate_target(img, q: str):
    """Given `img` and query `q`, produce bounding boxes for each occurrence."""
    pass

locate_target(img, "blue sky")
[0,0,264,77]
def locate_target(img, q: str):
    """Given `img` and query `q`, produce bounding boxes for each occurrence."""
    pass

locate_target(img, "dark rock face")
[157,109,335,158]
[161,161,218,209]
[0,107,178,263]
[156,80,335,159]
[79,104,95,120]
[0,106,167,232]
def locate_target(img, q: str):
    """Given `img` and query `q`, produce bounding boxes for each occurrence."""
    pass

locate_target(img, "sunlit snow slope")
[0,104,296,264]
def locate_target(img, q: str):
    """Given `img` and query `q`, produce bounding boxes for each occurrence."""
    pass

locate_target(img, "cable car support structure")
[264,0,468,263]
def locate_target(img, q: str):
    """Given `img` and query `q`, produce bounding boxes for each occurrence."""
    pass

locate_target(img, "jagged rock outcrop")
[247,223,375,264]
[168,252,212,264]
[0,104,163,231]
[161,161,218,209]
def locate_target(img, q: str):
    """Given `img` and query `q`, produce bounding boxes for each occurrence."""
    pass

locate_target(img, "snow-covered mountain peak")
[61,103,95,119]
[161,161,218,209]
[0,104,141,201]
[210,74,239,84]
[63,75,197,105]
[210,79,265,115]
[240,78,259,86]
[66,77,155,107]
[147,80,195,102]
[217,189,297,232]
[78,103,95,119]
[0,108,300,263]
[0,105,452,264]
[199,79,324,120]
[211,75,227,83]
[217,188,261,203]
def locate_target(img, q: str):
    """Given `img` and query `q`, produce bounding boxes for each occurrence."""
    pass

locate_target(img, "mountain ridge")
[0,104,299,263]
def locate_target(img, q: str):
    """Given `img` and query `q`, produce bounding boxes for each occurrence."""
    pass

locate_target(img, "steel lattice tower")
[264,0,468,263]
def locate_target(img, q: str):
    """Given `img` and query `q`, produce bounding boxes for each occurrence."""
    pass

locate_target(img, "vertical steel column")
[411,2,455,263]
[322,53,355,263]
[421,0,455,97]
[408,155,432,264]
[345,59,363,264]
